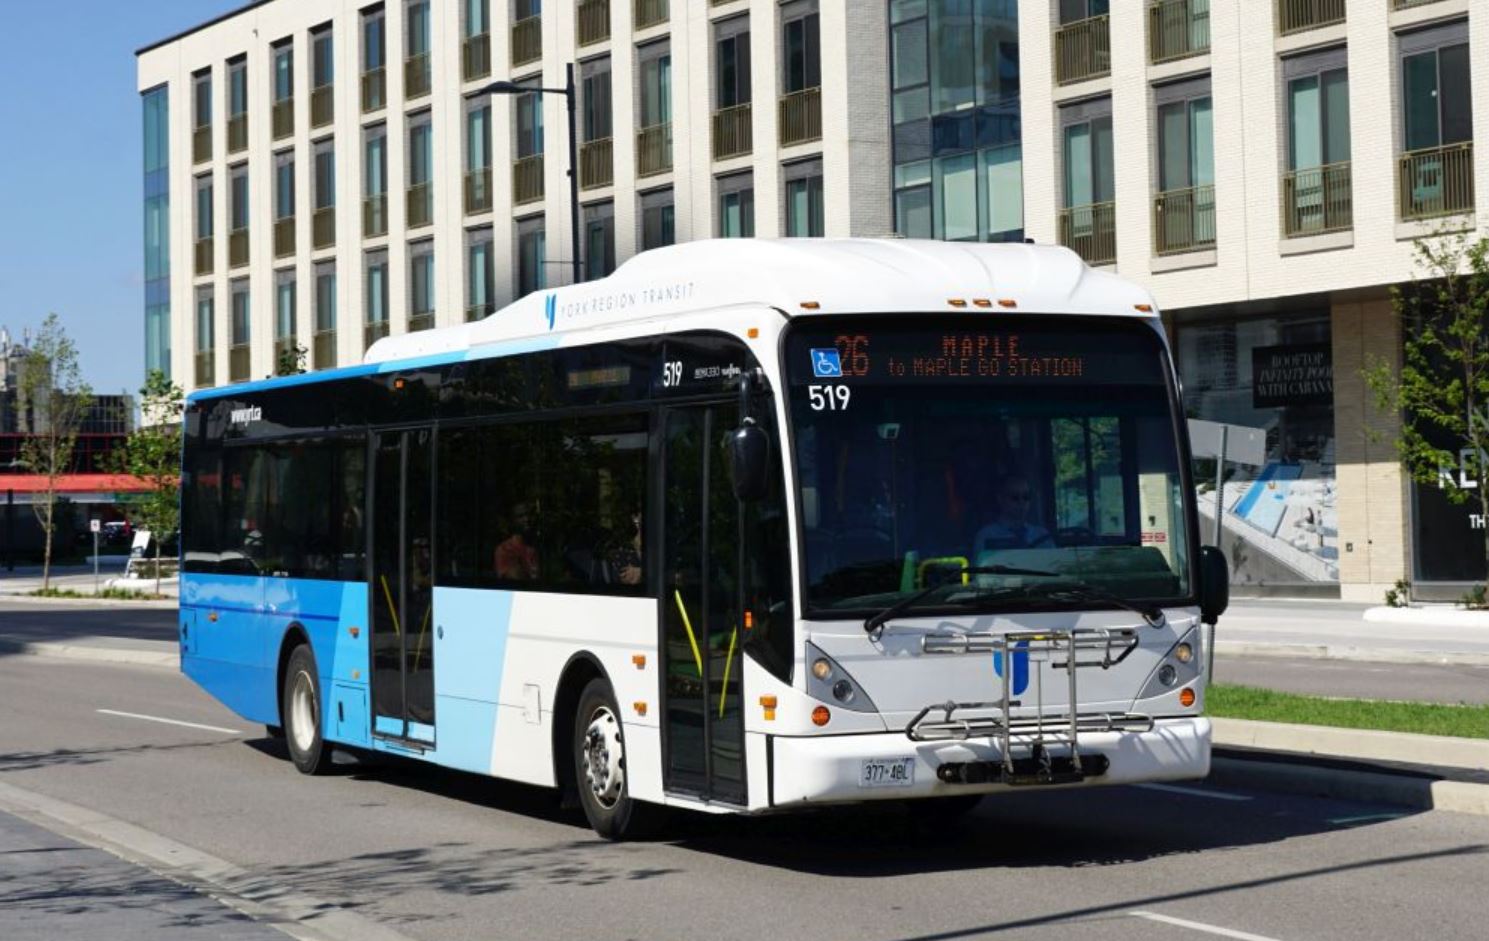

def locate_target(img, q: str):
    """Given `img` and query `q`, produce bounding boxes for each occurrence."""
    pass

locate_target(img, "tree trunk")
[40,487,53,593]
[154,539,163,598]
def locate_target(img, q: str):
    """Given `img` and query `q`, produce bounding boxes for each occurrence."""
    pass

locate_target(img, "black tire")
[282,645,333,775]
[573,677,664,840]
[265,724,285,739]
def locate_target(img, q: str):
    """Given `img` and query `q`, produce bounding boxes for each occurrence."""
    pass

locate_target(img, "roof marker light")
[973,298,993,309]
[1135,303,1154,313]
[997,299,1018,309]
[948,299,968,308]
[800,301,821,310]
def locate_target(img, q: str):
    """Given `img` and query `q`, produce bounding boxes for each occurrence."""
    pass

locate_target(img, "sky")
[0,1,243,397]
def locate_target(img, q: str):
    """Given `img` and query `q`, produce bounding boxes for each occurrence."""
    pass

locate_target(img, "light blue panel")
[332,683,370,747]
[407,721,436,743]
[433,587,514,703]
[429,698,498,773]
[375,714,404,736]
[331,582,370,686]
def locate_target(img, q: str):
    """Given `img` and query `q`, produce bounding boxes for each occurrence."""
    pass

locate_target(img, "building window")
[228,56,248,117]
[516,90,544,158]
[229,278,251,381]
[466,97,492,213]
[583,201,615,280]
[1283,47,1350,237]
[195,174,214,242]
[1153,76,1214,255]
[781,2,820,94]
[315,261,337,335]
[465,0,489,37]
[195,288,215,352]
[409,239,435,327]
[314,141,335,211]
[312,25,334,89]
[362,5,387,112]
[275,270,296,342]
[640,187,674,249]
[274,153,294,221]
[229,162,250,268]
[364,123,388,235]
[1059,97,1115,264]
[716,17,751,109]
[144,85,171,377]
[192,70,211,129]
[582,57,612,141]
[639,42,671,128]
[1398,21,1472,220]
[408,111,433,227]
[716,171,754,237]
[273,40,293,104]
[784,159,823,237]
[467,226,496,319]
[365,250,389,329]
[517,216,546,295]
[406,0,431,61]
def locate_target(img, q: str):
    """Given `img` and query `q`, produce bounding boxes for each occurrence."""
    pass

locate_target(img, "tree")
[108,369,184,596]
[275,341,308,377]
[1365,233,1489,591]
[17,313,92,591]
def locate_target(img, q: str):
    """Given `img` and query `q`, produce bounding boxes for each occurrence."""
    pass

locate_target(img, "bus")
[178,238,1229,839]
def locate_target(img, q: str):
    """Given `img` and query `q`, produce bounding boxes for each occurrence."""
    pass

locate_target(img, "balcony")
[1398,142,1475,222]
[634,0,667,30]
[512,16,541,68]
[227,113,248,153]
[364,320,390,351]
[712,103,752,160]
[364,193,389,237]
[193,124,211,164]
[465,167,493,214]
[466,302,495,322]
[407,183,433,229]
[405,53,431,100]
[1282,162,1352,238]
[229,227,249,268]
[313,206,336,249]
[1393,0,1445,8]
[637,123,672,177]
[778,88,821,147]
[229,344,251,383]
[1058,202,1117,266]
[408,313,435,332]
[1276,0,1345,35]
[580,137,613,189]
[1148,0,1209,64]
[514,155,545,205]
[464,32,491,81]
[362,67,386,113]
[272,98,294,140]
[1153,185,1216,255]
[313,330,337,370]
[1054,15,1110,85]
[194,237,214,276]
[311,84,334,128]
[274,337,299,375]
[577,0,610,46]
[194,351,215,388]
[274,217,296,258]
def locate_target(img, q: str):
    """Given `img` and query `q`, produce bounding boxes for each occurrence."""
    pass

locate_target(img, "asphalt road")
[1,653,1486,941]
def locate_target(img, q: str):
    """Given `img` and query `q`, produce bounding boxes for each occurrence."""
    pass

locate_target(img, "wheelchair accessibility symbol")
[993,640,1031,696]
[810,348,843,378]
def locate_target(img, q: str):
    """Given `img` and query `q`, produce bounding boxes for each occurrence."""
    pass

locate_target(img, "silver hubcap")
[581,706,625,809]
[290,670,317,754]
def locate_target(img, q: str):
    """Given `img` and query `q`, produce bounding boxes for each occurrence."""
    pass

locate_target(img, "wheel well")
[552,653,608,803]
[274,624,311,727]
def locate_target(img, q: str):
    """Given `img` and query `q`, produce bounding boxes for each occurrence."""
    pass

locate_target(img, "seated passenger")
[973,474,1053,552]
[494,502,540,580]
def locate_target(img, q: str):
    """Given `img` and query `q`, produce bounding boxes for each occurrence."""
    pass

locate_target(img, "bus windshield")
[784,316,1192,616]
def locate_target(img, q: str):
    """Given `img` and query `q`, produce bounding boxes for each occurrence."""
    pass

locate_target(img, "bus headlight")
[811,658,833,681]
[804,642,877,714]
[1138,627,1202,702]
[1158,664,1178,687]
[1174,643,1193,664]
[832,679,856,704]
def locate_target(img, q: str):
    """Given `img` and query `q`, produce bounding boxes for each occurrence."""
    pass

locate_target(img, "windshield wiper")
[863,565,1058,635]
[1021,580,1167,627]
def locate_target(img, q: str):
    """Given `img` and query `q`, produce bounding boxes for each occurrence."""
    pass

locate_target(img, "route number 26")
[808,384,851,411]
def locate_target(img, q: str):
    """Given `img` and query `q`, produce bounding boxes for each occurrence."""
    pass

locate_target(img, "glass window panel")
[274,47,293,101]
[365,131,387,195]
[196,294,214,350]
[933,9,974,112]
[891,0,927,24]
[276,161,295,218]
[1189,97,1213,187]
[893,88,930,125]
[1157,102,1188,191]
[1288,76,1321,171]
[315,148,335,209]
[364,13,385,70]
[1439,44,1472,145]
[276,278,295,339]
[229,62,247,115]
[466,0,487,36]
[410,120,432,184]
[366,256,388,323]
[407,1,430,56]
[315,266,336,332]
[145,195,169,280]
[1321,69,1350,165]
[231,171,249,228]
[892,20,927,90]
[1092,116,1114,203]
[196,179,213,238]
[937,153,977,240]
[467,105,490,170]
[895,159,931,188]
[896,184,932,238]
[314,32,334,87]
[1064,123,1092,207]
[984,142,1023,237]
[1403,51,1440,151]
[194,76,212,128]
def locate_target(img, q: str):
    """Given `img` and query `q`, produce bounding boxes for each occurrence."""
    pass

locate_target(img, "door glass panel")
[1403,51,1440,151]
[371,433,404,726]
[705,406,745,800]
[663,409,707,788]
[1321,70,1350,164]
[404,428,435,734]
[1439,44,1472,145]
[1288,76,1321,171]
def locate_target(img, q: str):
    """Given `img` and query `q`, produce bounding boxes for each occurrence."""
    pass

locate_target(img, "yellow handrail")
[672,590,703,676]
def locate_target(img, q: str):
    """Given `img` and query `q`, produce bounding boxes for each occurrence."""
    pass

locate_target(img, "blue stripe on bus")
[179,602,341,623]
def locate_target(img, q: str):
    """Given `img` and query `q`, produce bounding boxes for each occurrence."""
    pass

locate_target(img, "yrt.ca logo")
[229,405,262,426]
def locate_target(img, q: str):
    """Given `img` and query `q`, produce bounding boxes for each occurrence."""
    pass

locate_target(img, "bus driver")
[973,474,1053,552]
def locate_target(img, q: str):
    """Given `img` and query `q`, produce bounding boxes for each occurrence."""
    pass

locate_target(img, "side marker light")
[632,654,647,669]
[747,327,759,338]
[812,706,831,727]
[800,301,821,310]
[634,701,648,717]
[760,695,778,722]
[1179,687,1196,707]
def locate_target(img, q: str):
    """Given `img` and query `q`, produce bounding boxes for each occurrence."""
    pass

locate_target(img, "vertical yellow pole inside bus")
[379,575,402,636]
[672,590,703,676]
[718,627,738,718]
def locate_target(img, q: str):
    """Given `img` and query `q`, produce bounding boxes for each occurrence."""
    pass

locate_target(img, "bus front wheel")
[282,645,333,775]
[573,677,663,840]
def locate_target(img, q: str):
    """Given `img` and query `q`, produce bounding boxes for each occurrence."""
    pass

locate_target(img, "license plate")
[859,757,915,788]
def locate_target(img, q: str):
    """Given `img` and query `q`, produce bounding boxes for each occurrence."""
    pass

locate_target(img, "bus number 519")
[808,384,851,412]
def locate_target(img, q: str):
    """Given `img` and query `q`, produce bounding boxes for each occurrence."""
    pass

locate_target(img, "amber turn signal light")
[1179,687,1196,707]
[811,706,831,727]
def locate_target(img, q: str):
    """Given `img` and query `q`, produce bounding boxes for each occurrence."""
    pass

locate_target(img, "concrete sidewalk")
[1217,599,1489,666]
[0,562,179,599]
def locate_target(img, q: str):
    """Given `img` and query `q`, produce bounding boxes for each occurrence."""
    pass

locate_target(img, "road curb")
[0,593,178,610]
[1213,717,1489,772]
[1211,756,1489,818]
[0,638,177,668]
[1215,640,1489,667]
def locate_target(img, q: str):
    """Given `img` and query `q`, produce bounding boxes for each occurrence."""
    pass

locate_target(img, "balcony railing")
[1398,142,1475,222]
[364,193,389,237]
[229,227,249,268]
[364,320,390,351]
[512,17,541,68]
[1148,0,1209,64]
[465,167,493,214]
[193,125,211,164]
[1392,0,1445,8]
[580,137,613,189]
[634,0,667,30]
[466,302,495,322]
[514,155,545,205]
[274,337,299,374]
[713,103,753,160]
[194,351,215,388]
[194,237,214,276]
[405,53,431,100]
[313,330,337,370]
[637,123,672,177]
[313,206,336,249]
[1276,0,1345,35]
[229,344,251,383]
[408,313,435,333]
[362,67,386,112]
[311,85,334,128]
[1054,15,1110,85]
[1282,162,1352,237]
[407,183,433,228]
[464,32,491,81]
[577,0,610,46]
[272,98,294,140]
[1153,185,1216,255]
[227,113,248,153]
[1058,201,1117,266]
[779,88,821,147]
[274,217,296,258]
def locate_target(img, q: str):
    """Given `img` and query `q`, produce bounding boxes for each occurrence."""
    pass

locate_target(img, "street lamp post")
[482,64,582,286]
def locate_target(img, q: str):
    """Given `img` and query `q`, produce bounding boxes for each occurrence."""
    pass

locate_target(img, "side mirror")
[1199,545,1229,625]
[730,424,770,502]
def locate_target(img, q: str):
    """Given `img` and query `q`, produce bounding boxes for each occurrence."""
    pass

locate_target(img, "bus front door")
[369,427,437,744]
[661,405,747,804]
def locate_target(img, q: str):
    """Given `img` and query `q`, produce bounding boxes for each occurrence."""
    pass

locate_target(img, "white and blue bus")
[179,239,1228,838]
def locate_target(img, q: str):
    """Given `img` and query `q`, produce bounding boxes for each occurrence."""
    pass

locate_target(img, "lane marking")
[1129,911,1285,941]
[1134,783,1252,802]
[96,709,242,736]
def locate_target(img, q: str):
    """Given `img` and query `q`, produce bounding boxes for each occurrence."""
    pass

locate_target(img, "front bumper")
[769,716,1210,807]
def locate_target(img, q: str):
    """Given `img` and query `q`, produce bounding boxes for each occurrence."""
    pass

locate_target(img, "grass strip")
[1208,683,1489,740]
[27,587,170,601]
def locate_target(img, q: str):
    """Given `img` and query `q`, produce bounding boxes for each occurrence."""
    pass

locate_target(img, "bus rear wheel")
[282,645,332,775]
[573,677,663,840]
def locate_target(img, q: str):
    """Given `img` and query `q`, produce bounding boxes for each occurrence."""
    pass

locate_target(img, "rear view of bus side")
[178,239,1229,839]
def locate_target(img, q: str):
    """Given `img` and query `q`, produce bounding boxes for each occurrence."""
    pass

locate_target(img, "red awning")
[0,474,157,494]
